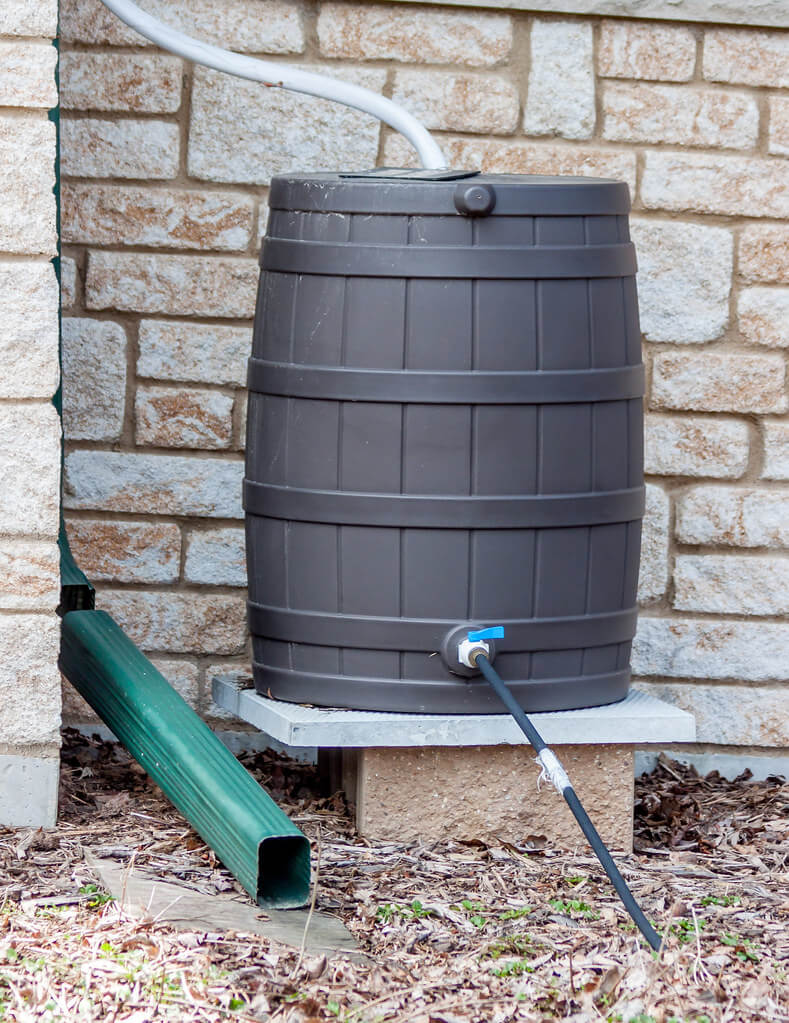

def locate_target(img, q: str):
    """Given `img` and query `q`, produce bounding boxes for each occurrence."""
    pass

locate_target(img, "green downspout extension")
[50,32,310,908]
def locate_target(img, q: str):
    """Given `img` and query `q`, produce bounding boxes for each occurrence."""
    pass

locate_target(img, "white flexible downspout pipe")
[98,0,447,170]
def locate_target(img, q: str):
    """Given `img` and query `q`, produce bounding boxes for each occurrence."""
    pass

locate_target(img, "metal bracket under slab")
[211,677,696,750]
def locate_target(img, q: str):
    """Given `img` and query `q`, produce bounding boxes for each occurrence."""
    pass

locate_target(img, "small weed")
[669,918,706,944]
[700,895,740,908]
[375,900,434,924]
[565,875,586,886]
[498,906,531,921]
[456,899,488,928]
[491,958,534,977]
[79,883,115,909]
[628,1015,658,1023]
[549,898,600,920]
[721,933,760,962]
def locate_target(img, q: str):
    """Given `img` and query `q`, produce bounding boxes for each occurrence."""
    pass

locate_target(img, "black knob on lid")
[454,182,496,216]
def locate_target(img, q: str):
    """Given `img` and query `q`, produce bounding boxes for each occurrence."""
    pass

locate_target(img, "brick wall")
[0,0,61,824]
[59,0,789,752]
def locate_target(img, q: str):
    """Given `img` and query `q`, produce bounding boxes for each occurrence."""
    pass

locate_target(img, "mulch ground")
[0,728,786,1022]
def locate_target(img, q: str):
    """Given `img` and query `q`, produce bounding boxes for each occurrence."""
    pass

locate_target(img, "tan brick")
[763,421,789,480]
[383,135,637,194]
[64,450,243,519]
[60,53,183,114]
[652,351,786,414]
[61,257,78,308]
[637,681,788,747]
[0,42,57,108]
[61,317,127,442]
[317,2,511,67]
[769,95,789,157]
[603,83,757,149]
[674,554,789,615]
[0,615,60,746]
[0,0,57,36]
[391,70,518,135]
[188,66,385,186]
[638,484,669,605]
[676,485,789,547]
[642,151,789,219]
[740,225,789,284]
[98,589,247,655]
[598,20,696,82]
[60,0,304,53]
[184,528,246,586]
[644,414,749,479]
[631,219,733,343]
[0,115,56,256]
[63,184,254,251]
[60,119,179,180]
[0,541,59,611]
[738,287,789,348]
[0,261,60,399]
[524,21,594,141]
[151,659,200,711]
[65,519,181,584]
[135,386,234,449]
[137,320,250,387]
[85,252,258,318]
[0,405,60,538]
[704,27,789,87]
[633,616,789,682]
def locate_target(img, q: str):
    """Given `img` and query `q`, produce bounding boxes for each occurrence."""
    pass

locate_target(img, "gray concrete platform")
[211,677,695,749]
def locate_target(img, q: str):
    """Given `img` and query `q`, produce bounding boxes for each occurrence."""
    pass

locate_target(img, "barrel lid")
[269,171,631,216]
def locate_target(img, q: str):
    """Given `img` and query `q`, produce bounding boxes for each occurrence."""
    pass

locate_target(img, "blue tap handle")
[468,626,505,642]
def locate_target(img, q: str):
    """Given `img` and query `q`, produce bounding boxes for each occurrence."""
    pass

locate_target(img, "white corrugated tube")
[98,0,447,170]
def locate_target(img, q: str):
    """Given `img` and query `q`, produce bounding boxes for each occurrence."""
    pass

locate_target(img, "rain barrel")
[244,171,644,713]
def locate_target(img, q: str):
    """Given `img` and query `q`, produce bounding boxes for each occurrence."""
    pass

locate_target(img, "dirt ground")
[0,729,786,1022]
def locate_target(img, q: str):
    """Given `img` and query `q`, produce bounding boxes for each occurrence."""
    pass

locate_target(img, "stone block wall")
[58,0,789,754]
[0,1,61,824]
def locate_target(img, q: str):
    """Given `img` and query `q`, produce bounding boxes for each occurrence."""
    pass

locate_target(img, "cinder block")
[0,754,59,828]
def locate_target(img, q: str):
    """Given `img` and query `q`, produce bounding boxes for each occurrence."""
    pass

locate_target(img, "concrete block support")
[0,754,59,828]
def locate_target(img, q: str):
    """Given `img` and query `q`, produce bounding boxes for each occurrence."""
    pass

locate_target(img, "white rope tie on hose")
[535,748,572,795]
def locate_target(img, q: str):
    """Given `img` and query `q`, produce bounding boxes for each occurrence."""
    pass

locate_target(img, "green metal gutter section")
[60,611,311,907]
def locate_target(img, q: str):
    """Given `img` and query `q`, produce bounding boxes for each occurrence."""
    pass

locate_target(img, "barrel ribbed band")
[248,603,637,652]
[247,360,645,404]
[261,238,637,278]
[243,481,645,529]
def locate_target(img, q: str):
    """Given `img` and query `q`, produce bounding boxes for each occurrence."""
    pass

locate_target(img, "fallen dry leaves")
[0,732,786,1022]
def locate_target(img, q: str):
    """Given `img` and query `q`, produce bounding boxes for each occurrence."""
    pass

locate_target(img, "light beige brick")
[0,262,60,399]
[391,70,519,135]
[674,554,789,615]
[638,483,669,605]
[524,21,594,140]
[704,27,789,87]
[151,659,200,711]
[0,541,59,611]
[317,2,512,67]
[60,0,304,53]
[63,184,254,251]
[85,252,258,318]
[235,390,248,452]
[60,53,182,114]
[642,151,789,219]
[0,115,56,256]
[651,351,786,414]
[60,119,179,180]
[135,386,234,449]
[184,528,246,586]
[644,414,749,478]
[137,320,250,387]
[0,42,57,108]
[633,616,789,682]
[98,590,247,655]
[598,20,696,82]
[0,615,60,746]
[738,287,789,348]
[676,485,789,547]
[763,421,789,480]
[64,450,243,518]
[0,404,60,538]
[188,66,385,186]
[61,257,78,309]
[637,681,788,747]
[769,95,789,156]
[0,0,57,36]
[603,83,757,149]
[383,134,637,194]
[61,317,127,442]
[66,519,181,584]
[740,225,789,284]
[631,219,732,343]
